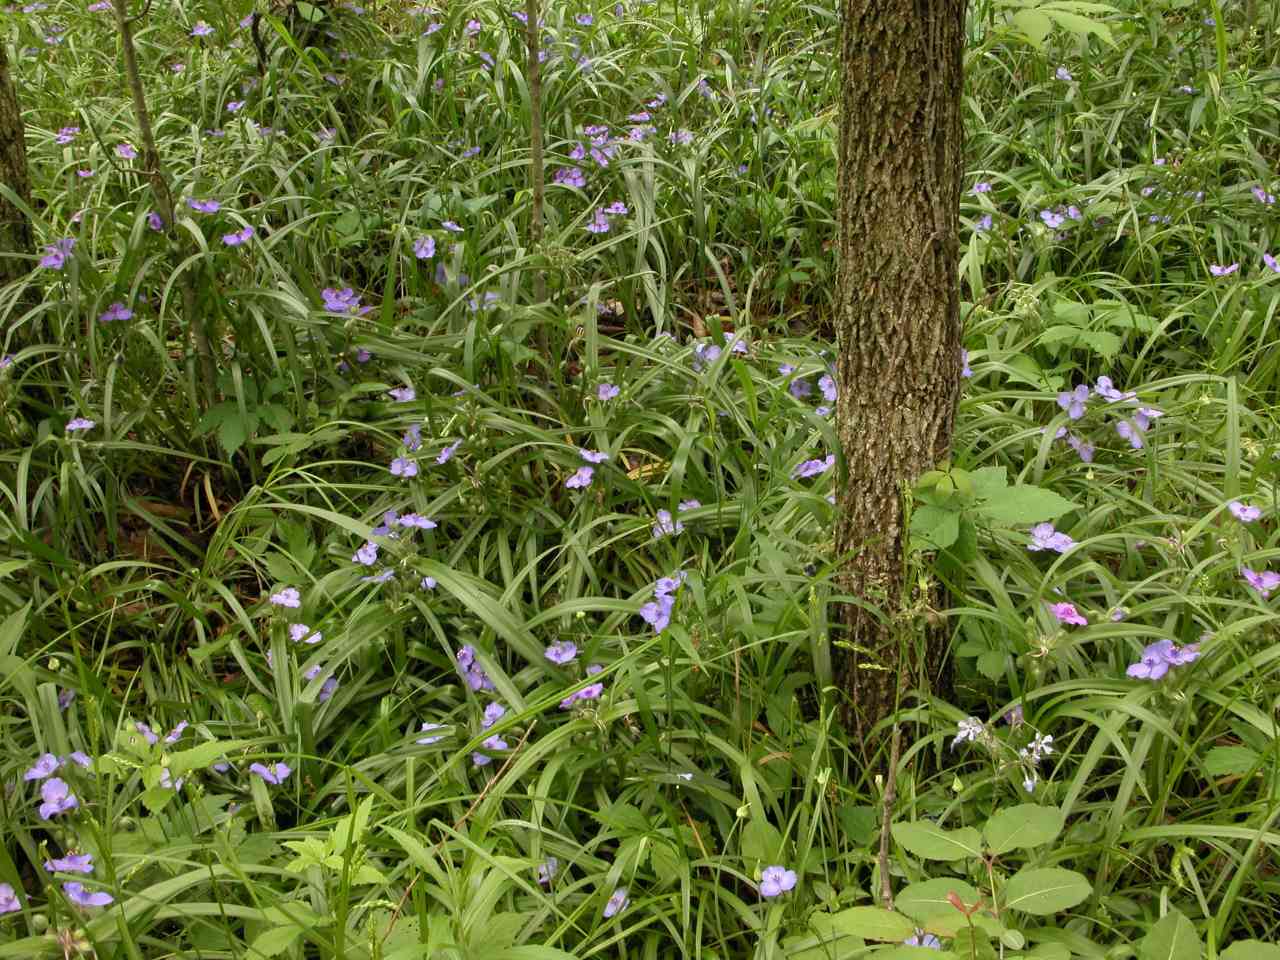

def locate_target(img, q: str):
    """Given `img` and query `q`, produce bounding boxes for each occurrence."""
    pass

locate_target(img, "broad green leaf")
[1002,867,1091,915]
[891,821,983,861]
[249,925,305,959]
[167,739,251,778]
[910,504,960,550]
[1139,910,1201,960]
[1009,8,1053,44]
[741,817,784,864]
[977,485,1077,525]
[1221,942,1280,960]
[820,907,916,942]
[983,804,1063,854]
[896,878,982,921]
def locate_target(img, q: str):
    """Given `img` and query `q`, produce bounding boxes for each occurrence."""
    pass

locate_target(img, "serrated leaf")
[896,878,982,921]
[1204,745,1260,778]
[977,485,1077,525]
[891,821,983,861]
[1003,867,1091,915]
[1139,910,1201,960]
[983,804,1063,854]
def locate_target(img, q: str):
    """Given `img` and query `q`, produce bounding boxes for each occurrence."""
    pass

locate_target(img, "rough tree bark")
[835,0,966,741]
[0,44,34,290]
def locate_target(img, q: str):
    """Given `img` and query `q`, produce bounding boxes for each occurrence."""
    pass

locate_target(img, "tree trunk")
[834,0,966,742]
[0,44,34,289]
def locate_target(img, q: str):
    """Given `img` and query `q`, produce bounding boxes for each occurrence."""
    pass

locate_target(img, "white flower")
[952,717,984,749]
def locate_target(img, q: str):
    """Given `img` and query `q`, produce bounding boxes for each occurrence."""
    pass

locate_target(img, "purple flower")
[321,287,369,314]
[537,857,559,884]
[404,423,423,451]
[640,595,674,634]
[1055,66,1073,81]
[1252,186,1276,205]
[164,721,188,744]
[972,181,992,194]
[585,208,611,234]
[64,882,113,908]
[1056,384,1089,419]
[1049,602,1087,626]
[135,721,159,745]
[76,169,94,179]
[226,100,245,113]
[442,220,464,233]
[186,197,221,214]
[1028,522,1074,553]
[553,166,587,188]
[421,575,437,590]
[789,378,813,399]
[456,644,494,691]
[974,213,993,232]
[473,732,508,766]
[1210,263,1239,277]
[147,211,165,231]
[222,226,255,246]
[413,235,436,259]
[1093,376,1135,403]
[904,931,943,949]
[576,12,593,23]
[1066,433,1094,463]
[1228,501,1262,523]
[319,677,339,702]
[1040,209,1065,229]
[98,302,133,323]
[1263,251,1280,273]
[39,237,75,270]
[352,541,379,566]
[545,641,578,665]
[38,777,78,819]
[1126,639,1198,680]
[481,702,506,730]
[249,761,292,784]
[669,129,693,146]
[759,865,797,898]
[289,623,322,644]
[55,125,80,144]
[390,456,418,478]
[1243,567,1280,598]
[579,448,609,464]
[117,142,137,160]
[651,509,684,539]
[398,513,436,529]
[388,385,416,402]
[819,371,839,401]
[1116,419,1144,449]
[270,586,301,608]
[190,20,213,35]
[604,201,628,216]
[597,382,620,401]
[437,440,461,464]
[678,499,700,512]
[24,753,61,781]
[603,887,629,917]
[416,722,445,745]
[0,884,18,915]
[44,852,93,874]
[66,417,95,433]
[793,455,835,479]
[565,466,594,489]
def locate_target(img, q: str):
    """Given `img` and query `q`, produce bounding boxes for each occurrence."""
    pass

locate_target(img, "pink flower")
[1049,602,1087,626]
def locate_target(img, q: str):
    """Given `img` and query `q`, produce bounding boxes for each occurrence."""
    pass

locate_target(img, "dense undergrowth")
[2,0,1280,957]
